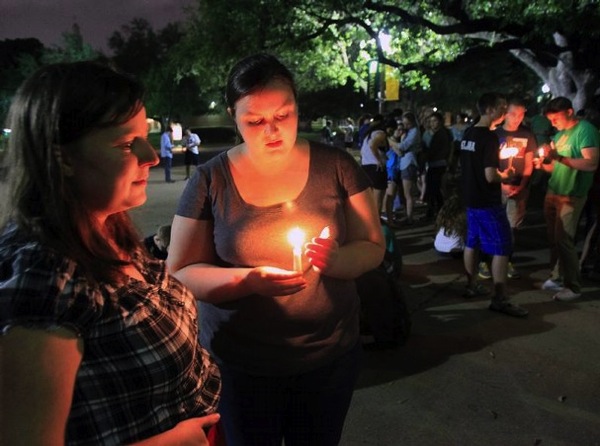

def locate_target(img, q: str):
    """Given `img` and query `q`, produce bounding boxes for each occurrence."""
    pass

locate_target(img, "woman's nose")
[136,138,160,166]
[264,121,278,135]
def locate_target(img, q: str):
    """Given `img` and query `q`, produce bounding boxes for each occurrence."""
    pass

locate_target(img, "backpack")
[356,224,411,345]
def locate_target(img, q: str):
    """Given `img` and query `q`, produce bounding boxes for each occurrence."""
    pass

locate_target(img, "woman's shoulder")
[0,225,103,336]
[307,139,359,164]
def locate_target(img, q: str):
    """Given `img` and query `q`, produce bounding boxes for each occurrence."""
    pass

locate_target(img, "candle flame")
[537,147,545,157]
[499,146,519,159]
[319,226,331,239]
[287,227,305,250]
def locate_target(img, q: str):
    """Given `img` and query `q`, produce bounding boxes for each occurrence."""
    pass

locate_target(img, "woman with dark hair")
[0,61,221,445]
[168,53,385,445]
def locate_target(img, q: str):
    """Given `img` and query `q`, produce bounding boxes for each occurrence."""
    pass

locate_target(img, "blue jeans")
[217,342,362,446]
[162,156,172,181]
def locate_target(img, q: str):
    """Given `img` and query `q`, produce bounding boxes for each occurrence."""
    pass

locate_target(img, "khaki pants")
[544,193,587,293]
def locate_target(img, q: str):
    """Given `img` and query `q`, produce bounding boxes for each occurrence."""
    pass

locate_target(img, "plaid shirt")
[0,225,221,445]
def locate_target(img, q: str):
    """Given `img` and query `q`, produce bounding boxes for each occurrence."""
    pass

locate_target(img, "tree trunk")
[511,32,599,111]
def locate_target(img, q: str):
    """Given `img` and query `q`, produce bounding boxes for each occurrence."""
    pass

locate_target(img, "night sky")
[0,0,192,52]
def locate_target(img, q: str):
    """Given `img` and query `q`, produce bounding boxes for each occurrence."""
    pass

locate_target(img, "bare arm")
[0,326,82,445]
[485,166,514,184]
[554,146,599,171]
[369,132,387,167]
[305,188,386,279]
[167,216,306,304]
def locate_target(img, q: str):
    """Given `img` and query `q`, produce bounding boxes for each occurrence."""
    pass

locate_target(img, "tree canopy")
[2,1,599,126]
[174,0,600,112]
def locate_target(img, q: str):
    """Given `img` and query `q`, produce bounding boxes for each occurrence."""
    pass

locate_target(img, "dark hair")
[384,118,398,130]
[507,96,527,109]
[430,112,444,123]
[435,182,466,238]
[225,53,297,113]
[364,114,386,141]
[544,97,574,115]
[1,61,146,284]
[476,92,506,115]
[402,112,418,127]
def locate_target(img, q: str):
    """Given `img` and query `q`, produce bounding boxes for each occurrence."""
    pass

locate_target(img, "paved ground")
[131,148,600,446]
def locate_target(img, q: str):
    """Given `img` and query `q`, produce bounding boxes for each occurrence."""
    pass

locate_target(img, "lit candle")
[537,147,545,158]
[287,227,305,272]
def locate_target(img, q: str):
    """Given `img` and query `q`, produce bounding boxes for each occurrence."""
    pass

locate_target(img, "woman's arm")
[167,216,306,304]
[305,188,385,279]
[1,326,83,445]
[369,131,388,167]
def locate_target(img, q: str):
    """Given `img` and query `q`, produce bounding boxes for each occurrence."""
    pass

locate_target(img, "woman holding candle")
[168,53,386,445]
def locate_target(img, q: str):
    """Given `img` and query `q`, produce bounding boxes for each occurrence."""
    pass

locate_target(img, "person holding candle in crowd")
[459,92,529,317]
[534,97,600,301]
[167,53,385,446]
[479,96,537,279]
[0,61,221,445]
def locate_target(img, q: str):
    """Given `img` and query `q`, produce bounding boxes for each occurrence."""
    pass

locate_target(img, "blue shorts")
[465,206,512,256]
[400,164,418,181]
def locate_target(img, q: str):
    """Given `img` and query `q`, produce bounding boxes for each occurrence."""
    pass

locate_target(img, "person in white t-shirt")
[183,128,201,179]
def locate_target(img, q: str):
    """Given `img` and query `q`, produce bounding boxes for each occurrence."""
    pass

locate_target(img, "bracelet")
[557,155,565,163]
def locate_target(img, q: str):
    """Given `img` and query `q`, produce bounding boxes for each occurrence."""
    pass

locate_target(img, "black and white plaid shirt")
[0,225,221,445]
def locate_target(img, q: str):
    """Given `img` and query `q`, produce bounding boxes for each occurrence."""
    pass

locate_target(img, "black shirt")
[460,126,502,208]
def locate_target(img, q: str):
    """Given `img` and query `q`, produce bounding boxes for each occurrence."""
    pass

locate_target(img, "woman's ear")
[53,146,75,176]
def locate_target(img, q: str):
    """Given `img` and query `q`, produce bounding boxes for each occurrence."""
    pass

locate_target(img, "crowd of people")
[1,53,599,445]
[345,92,600,314]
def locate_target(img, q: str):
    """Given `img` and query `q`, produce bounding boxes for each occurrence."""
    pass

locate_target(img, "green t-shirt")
[548,119,600,197]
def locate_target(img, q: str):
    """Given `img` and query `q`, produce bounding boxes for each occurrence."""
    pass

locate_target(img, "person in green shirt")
[534,97,599,301]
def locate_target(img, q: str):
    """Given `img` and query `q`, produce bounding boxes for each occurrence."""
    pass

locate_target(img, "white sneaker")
[542,278,564,291]
[553,288,582,302]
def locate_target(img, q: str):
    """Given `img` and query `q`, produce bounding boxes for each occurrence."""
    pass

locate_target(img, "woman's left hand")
[305,234,339,273]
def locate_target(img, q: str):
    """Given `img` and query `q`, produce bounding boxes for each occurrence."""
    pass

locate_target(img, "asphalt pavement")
[131,147,600,446]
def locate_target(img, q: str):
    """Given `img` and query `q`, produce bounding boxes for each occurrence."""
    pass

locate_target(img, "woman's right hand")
[245,266,307,296]
[172,415,220,445]
[133,414,221,445]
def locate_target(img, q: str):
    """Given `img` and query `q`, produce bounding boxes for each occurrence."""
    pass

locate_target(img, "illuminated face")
[233,79,298,156]
[67,106,159,224]
[546,110,574,131]
[503,104,526,131]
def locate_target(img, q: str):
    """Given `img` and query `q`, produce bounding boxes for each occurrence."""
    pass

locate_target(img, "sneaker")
[463,283,490,298]
[478,262,491,279]
[489,300,529,317]
[552,288,582,302]
[542,278,563,291]
[507,262,521,279]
